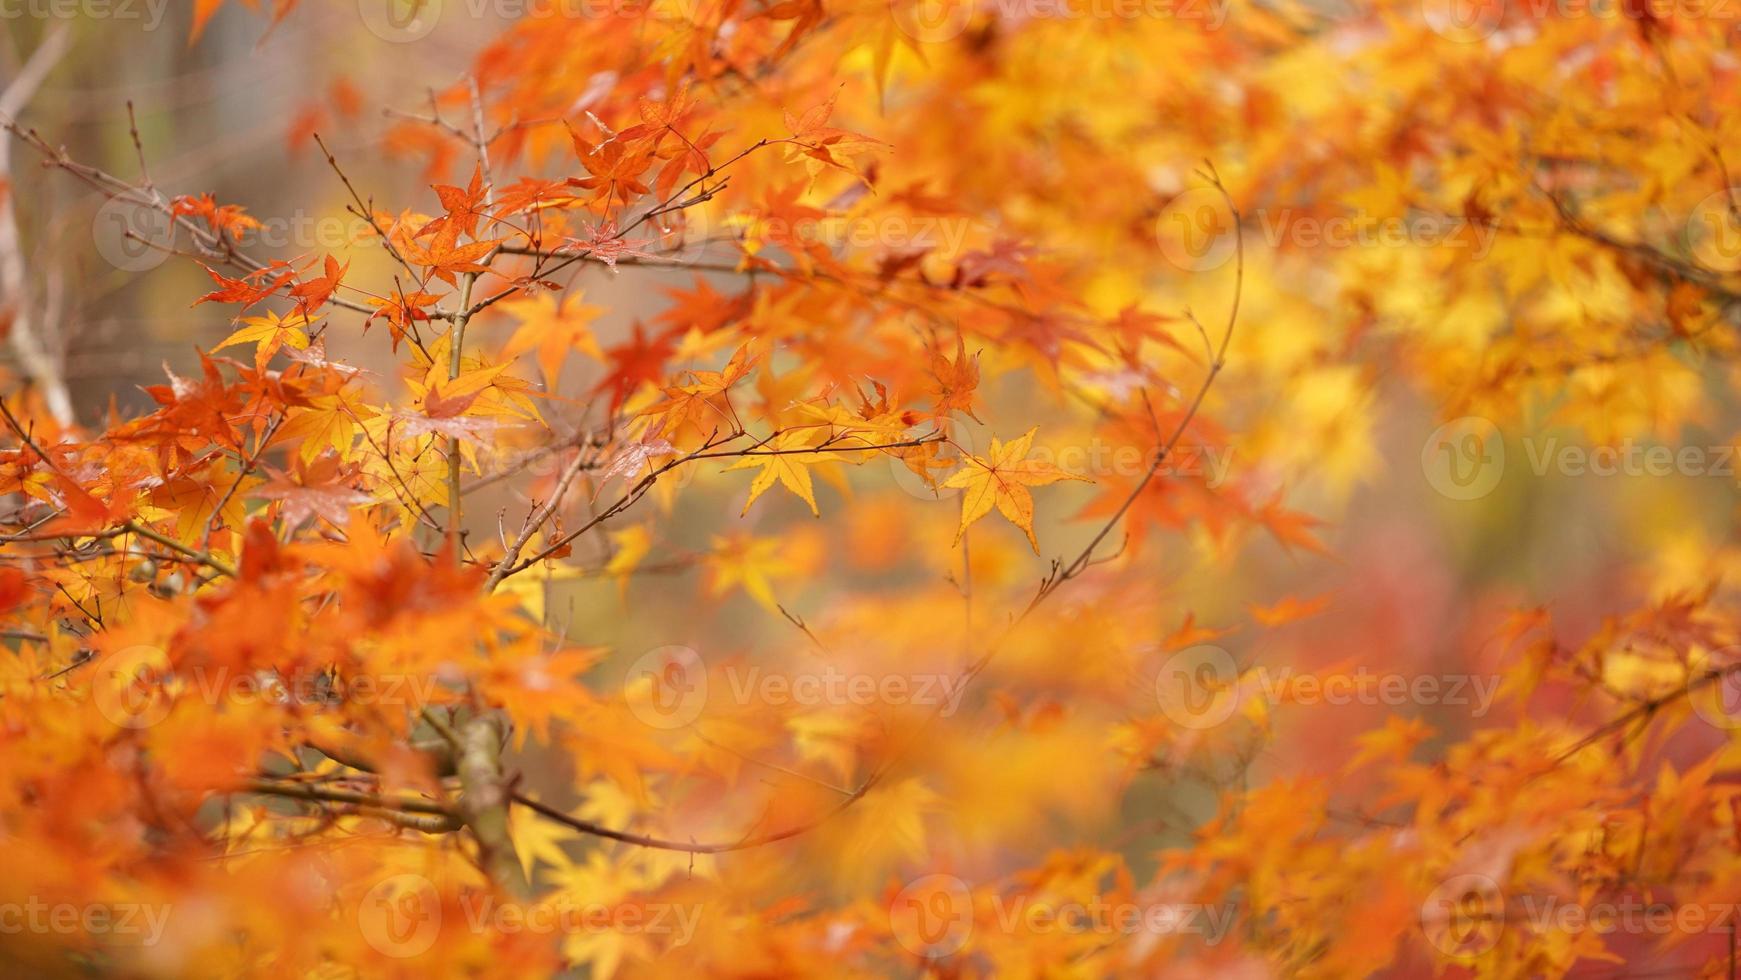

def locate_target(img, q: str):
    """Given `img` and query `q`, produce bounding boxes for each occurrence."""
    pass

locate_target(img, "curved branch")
[507,166,1247,855]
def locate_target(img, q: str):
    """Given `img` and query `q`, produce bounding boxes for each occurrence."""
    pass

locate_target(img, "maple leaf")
[558,220,662,270]
[1249,592,1333,627]
[491,176,577,217]
[283,336,364,378]
[596,437,676,495]
[733,181,828,256]
[39,472,131,535]
[252,456,372,529]
[500,291,604,386]
[422,164,491,241]
[393,378,499,444]
[278,390,370,463]
[602,523,654,597]
[781,92,885,176]
[171,192,261,239]
[1107,304,1189,367]
[953,238,1037,286]
[194,263,295,310]
[621,82,699,141]
[593,323,678,413]
[943,427,1089,552]
[1163,611,1237,651]
[364,288,443,350]
[288,254,348,315]
[658,277,750,335]
[725,430,842,516]
[926,333,982,422]
[1256,497,1331,557]
[1345,716,1436,772]
[828,777,941,885]
[706,532,793,610]
[213,309,316,370]
[191,0,298,43]
[640,342,760,439]
[400,226,503,287]
[484,645,604,747]
[566,125,655,209]
[29,8,1741,977]
[508,802,580,881]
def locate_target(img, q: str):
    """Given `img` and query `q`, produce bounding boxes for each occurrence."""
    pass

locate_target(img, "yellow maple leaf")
[942,427,1089,552]
[278,391,371,463]
[508,802,579,881]
[706,532,793,610]
[603,523,653,598]
[825,777,942,887]
[500,291,604,386]
[213,309,314,368]
[724,430,841,516]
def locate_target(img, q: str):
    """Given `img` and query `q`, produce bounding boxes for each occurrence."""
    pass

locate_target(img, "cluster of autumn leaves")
[1,0,1740,976]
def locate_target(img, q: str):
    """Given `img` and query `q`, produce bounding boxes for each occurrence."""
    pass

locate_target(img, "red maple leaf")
[593,323,678,413]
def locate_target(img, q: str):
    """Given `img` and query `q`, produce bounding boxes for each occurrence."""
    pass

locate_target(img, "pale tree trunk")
[0,26,74,427]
